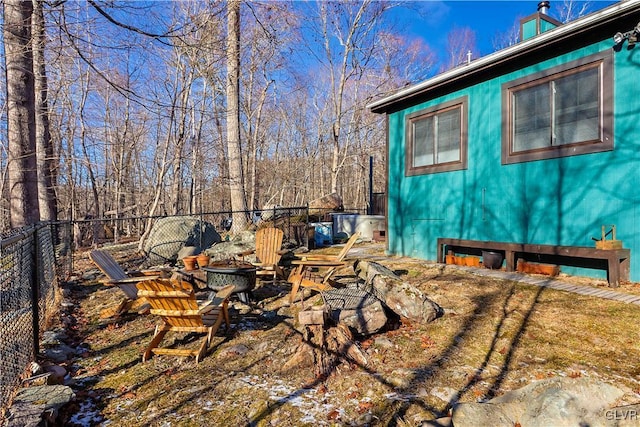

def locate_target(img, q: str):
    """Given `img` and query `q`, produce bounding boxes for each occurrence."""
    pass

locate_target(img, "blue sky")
[393,1,618,59]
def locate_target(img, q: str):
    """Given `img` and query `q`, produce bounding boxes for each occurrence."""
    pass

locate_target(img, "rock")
[452,403,515,427]
[373,336,394,349]
[40,330,67,347]
[430,386,459,403]
[41,344,76,363]
[354,260,443,324]
[331,298,387,335]
[308,193,343,217]
[142,217,221,266]
[219,344,250,358]
[177,245,200,259]
[207,240,254,262]
[5,385,75,427]
[81,272,98,281]
[322,287,388,335]
[608,404,640,427]
[423,416,453,427]
[452,377,627,427]
[259,205,287,222]
[43,365,67,385]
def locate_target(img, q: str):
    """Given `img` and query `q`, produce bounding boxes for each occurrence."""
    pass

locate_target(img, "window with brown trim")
[502,51,613,164]
[405,97,468,176]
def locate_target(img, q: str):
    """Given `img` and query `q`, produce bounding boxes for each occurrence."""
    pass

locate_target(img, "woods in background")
[0,0,592,232]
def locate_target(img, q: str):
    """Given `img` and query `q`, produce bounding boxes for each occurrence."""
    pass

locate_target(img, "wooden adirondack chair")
[89,249,168,317]
[288,232,361,304]
[240,227,286,284]
[136,279,234,363]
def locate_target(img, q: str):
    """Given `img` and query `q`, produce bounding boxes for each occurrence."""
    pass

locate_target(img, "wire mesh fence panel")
[0,227,37,416]
[53,221,74,280]
[0,224,61,417]
[257,206,309,247]
[37,225,61,325]
[74,208,312,268]
[0,207,314,414]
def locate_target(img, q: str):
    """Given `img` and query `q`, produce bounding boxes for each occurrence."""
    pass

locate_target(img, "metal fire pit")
[203,260,256,303]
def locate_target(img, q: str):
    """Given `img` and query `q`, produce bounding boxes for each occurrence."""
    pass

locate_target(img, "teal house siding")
[372,2,640,282]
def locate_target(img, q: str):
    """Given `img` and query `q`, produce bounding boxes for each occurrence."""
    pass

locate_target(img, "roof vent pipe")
[538,1,550,15]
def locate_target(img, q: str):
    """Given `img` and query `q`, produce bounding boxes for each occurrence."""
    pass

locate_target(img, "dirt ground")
[53,242,640,426]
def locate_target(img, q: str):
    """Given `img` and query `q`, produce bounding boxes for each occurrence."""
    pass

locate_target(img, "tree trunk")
[226,0,248,232]
[32,0,57,222]
[4,0,40,227]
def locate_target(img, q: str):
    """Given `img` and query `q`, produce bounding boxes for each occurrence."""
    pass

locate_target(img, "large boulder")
[308,193,343,217]
[354,260,443,324]
[142,217,221,266]
[452,377,627,427]
[323,287,388,335]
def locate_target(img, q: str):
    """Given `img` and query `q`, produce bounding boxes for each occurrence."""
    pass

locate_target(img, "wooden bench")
[436,238,630,287]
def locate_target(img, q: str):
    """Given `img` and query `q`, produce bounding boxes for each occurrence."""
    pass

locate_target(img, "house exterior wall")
[386,38,640,281]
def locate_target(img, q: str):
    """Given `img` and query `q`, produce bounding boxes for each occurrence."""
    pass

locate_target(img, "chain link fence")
[70,207,311,265]
[0,207,312,415]
[0,224,61,417]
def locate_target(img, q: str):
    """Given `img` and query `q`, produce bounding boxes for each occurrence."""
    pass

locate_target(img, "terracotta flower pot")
[196,254,210,268]
[183,256,198,271]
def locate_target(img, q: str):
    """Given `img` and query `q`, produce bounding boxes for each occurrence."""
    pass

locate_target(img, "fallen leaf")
[360,339,373,350]
[358,401,373,414]
[346,391,359,399]
[420,335,435,349]
[327,409,340,420]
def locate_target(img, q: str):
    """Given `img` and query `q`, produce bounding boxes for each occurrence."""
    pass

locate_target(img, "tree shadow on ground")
[245,273,547,426]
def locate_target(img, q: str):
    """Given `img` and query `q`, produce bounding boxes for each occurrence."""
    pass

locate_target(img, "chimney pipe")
[538,1,550,15]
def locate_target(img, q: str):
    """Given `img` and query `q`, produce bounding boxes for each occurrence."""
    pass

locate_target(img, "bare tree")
[32,0,58,221]
[227,0,249,231]
[492,21,521,51]
[4,0,40,227]
[304,0,394,195]
[555,0,592,23]
[442,26,479,71]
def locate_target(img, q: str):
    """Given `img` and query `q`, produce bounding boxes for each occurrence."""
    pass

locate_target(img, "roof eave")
[368,1,640,114]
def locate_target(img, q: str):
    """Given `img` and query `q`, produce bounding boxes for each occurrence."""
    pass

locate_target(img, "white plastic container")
[332,214,385,241]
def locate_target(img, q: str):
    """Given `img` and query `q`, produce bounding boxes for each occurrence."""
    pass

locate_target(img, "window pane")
[436,108,461,163]
[413,118,434,167]
[554,67,599,145]
[513,84,551,152]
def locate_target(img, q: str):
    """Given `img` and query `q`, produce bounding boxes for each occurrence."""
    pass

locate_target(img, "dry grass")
[57,244,640,426]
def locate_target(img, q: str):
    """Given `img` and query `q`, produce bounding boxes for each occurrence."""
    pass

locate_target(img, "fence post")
[199,211,204,249]
[305,204,310,248]
[31,227,40,358]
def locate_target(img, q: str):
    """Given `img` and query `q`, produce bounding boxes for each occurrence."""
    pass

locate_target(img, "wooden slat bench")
[436,238,630,287]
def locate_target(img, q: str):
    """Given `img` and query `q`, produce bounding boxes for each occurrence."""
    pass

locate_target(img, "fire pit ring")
[203,260,256,303]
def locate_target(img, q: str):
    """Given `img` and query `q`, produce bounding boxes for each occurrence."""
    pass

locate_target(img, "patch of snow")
[239,375,343,425]
[68,400,104,426]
